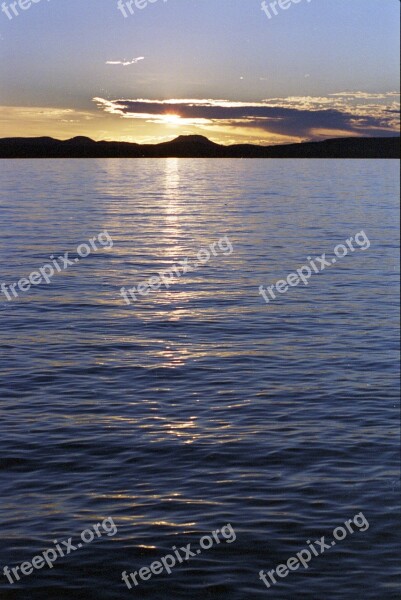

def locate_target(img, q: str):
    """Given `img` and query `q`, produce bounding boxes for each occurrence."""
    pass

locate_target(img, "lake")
[0,159,399,599]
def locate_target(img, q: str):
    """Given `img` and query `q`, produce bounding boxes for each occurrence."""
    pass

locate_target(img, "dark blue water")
[0,159,399,599]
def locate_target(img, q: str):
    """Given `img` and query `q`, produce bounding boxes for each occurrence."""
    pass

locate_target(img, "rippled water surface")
[0,159,399,600]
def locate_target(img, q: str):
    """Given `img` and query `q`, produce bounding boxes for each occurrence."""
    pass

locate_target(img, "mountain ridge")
[0,134,399,159]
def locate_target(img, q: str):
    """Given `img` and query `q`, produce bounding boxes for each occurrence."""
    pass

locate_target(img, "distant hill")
[0,134,399,159]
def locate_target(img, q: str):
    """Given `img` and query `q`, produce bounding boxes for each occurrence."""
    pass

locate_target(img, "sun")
[162,114,182,125]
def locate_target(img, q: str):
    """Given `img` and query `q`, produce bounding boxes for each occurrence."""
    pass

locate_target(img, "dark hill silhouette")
[174,135,218,145]
[0,134,399,159]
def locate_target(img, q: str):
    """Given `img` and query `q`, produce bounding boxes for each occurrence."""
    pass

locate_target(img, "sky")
[0,0,399,145]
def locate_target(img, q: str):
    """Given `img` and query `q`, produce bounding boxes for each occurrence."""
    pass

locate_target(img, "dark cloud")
[94,96,400,140]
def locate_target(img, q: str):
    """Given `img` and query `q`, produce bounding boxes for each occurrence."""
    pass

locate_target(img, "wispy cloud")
[105,57,145,66]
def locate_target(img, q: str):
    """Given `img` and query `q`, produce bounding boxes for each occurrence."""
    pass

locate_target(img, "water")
[0,159,399,600]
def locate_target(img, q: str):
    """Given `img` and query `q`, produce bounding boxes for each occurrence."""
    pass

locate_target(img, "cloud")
[105,57,145,66]
[0,105,103,140]
[0,106,95,122]
[329,91,399,100]
[93,94,400,142]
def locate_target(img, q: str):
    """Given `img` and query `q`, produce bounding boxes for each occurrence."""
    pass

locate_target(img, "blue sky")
[0,0,399,143]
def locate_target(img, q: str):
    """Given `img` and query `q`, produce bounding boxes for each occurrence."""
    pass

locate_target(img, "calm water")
[0,159,399,600]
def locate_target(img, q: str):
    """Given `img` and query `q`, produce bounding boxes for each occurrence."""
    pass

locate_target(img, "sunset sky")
[0,0,399,145]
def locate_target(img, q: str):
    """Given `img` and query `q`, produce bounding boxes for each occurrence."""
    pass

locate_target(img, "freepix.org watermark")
[120,235,233,305]
[122,523,236,590]
[3,517,117,585]
[258,230,371,305]
[1,0,51,21]
[261,0,312,21]
[1,230,114,302]
[259,512,369,590]
[117,0,167,19]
